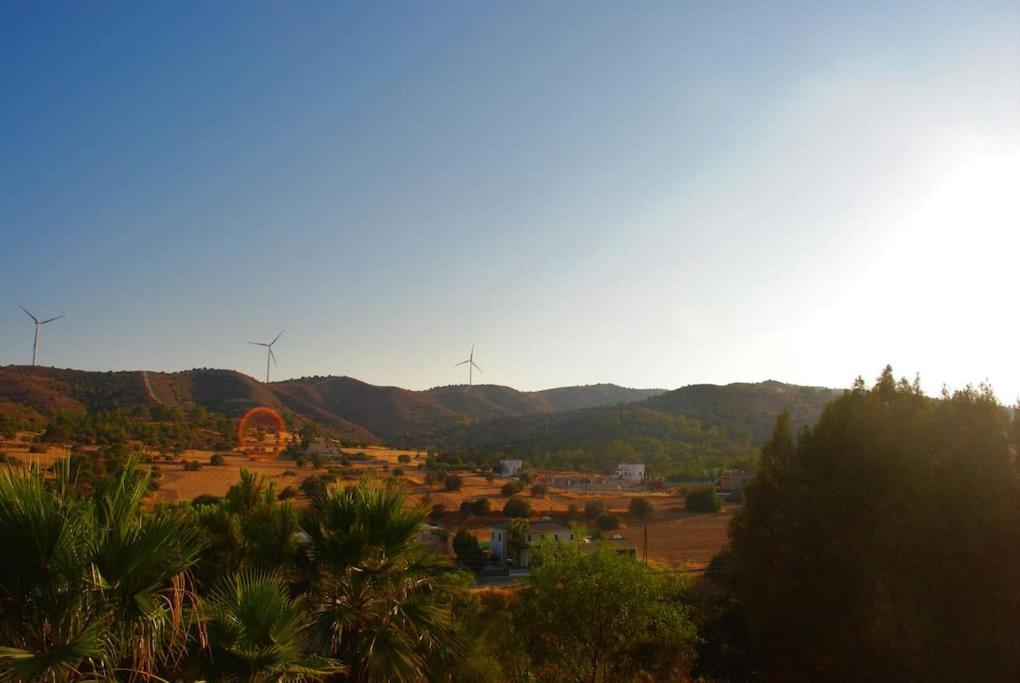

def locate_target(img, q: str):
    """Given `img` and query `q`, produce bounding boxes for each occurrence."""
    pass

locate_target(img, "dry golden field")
[1,441,732,569]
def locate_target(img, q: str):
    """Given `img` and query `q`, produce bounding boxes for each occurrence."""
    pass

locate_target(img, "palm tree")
[0,462,205,681]
[299,479,462,682]
[203,570,342,682]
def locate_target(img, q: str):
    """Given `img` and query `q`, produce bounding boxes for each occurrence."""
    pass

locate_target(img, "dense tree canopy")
[730,367,1020,682]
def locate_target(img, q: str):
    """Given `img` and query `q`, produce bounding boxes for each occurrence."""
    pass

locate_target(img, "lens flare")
[236,406,287,460]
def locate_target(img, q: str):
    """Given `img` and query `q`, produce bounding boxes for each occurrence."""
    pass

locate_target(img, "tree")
[629,497,654,562]
[444,474,463,491]
[452,528,487,572]
[729,371,1020,681]
[513,542,697,682]
[500,481,523,496]
[203,570,342,681]
[397,453,411,464]
[596,512,620,531]
[502,497,532,518]
[210,452,225,466]
[299,479,462,681]
[0,462,206,680]
[530,483,548,497]
[685,487,722,513]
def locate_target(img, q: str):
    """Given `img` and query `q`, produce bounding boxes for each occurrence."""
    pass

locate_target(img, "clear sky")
[2,2,1018,399]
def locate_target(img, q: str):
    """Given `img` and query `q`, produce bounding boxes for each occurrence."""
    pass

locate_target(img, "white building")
[720,469,752,492]
[499,459,524,477]
[615,463,645,482]
[489,519,574,568]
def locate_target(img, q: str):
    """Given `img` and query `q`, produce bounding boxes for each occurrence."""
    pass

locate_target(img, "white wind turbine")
[249,330,284,383]
[20,306,66,366]
[454,344,483,386]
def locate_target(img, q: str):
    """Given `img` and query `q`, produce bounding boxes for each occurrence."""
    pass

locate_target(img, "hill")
[0,366,662,445]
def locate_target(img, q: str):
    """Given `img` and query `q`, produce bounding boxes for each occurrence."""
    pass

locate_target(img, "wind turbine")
[454,344,483,386]
[249,330,284,383]
[20,306,65,366]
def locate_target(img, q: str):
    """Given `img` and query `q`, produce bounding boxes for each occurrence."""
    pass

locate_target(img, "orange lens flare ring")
[236,406,286,460]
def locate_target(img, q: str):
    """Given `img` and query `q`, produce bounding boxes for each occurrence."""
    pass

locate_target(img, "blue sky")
[2,2,1018,398]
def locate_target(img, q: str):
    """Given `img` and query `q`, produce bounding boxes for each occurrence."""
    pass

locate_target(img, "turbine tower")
[20,306,65,366]
[454,344,483,386]
[249,330,284,383]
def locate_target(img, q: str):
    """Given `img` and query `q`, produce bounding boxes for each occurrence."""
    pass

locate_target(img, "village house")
[720,469,753,492]
[615,463,646,482]
[308,437,341,457]
[489,519,574,568]
[499,459,524,477]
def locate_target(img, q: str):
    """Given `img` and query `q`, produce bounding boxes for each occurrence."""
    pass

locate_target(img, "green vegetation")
[453,528,487,572]
[39,404,237,451]
[502,497,532,518]
[729,367,1020,681]
[685,487,723,513]
[500,480,524,496]
[513,542,698,681]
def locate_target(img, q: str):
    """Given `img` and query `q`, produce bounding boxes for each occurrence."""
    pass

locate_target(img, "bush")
[460,498,491,516]
[392,467,404,477]
[566,503,579,518]
[430,503,446,519]
[282,470,296,476]
[191,494,221,507]
[628,497,654,519]
[584,500,606,518]
[209,453,225,466]
[310,452,324,469]
[503,497,532,518]
[300,476,324,497]
[397,453,411,464]
[444,474,463,491]
[501,481,524,496]
[530,483,548,497]
[685,488,723,513]
[278,485,297,500]
[596,513,621,531]
[295,455,307,468]
[28,443,45,454]
[183,460,202,472]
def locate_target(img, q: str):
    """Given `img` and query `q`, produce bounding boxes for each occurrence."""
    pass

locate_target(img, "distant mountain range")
[0,365,841,448]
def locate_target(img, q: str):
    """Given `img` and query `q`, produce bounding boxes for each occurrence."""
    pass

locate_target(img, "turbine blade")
[472,362,483,372]
[249,341,268,346]
[270,348,278,366]
[271,329,285,345]
[40,315,66,324]
[19,305,38,323]
[454,360,470,367]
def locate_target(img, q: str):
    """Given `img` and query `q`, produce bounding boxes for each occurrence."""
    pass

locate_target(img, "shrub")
[501,481,524,496]
[596,513,621,531]
[209,453,225,466]
[282,470,296,476]
[628,497,654,519]
[28,443,45,454]
[566,503,579,518]
[392,467,404,477]
[191,494,221,507]
[584,500,606,518]
[278,485,297,500]
[310,452,324,469]
[485,472,495,482]
[300,476,324,497]
[295,455,307,468]
[444,474,463,491]
[503,497,532,518]
[460,498,491,516]
[430,503,446,519]
[397,453,411,464]
[183,460,202,472]
[530,483,548,497]
[685,488,723,513]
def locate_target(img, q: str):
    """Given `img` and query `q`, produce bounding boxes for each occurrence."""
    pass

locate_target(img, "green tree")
[730,370,1020,681]
[452,528,487,572]
[299,479,462,682]
[0,463,206,680]
[685,487,722,513]
[502,497,531,518]
[203,570,342,681]
[513,542,697,682]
